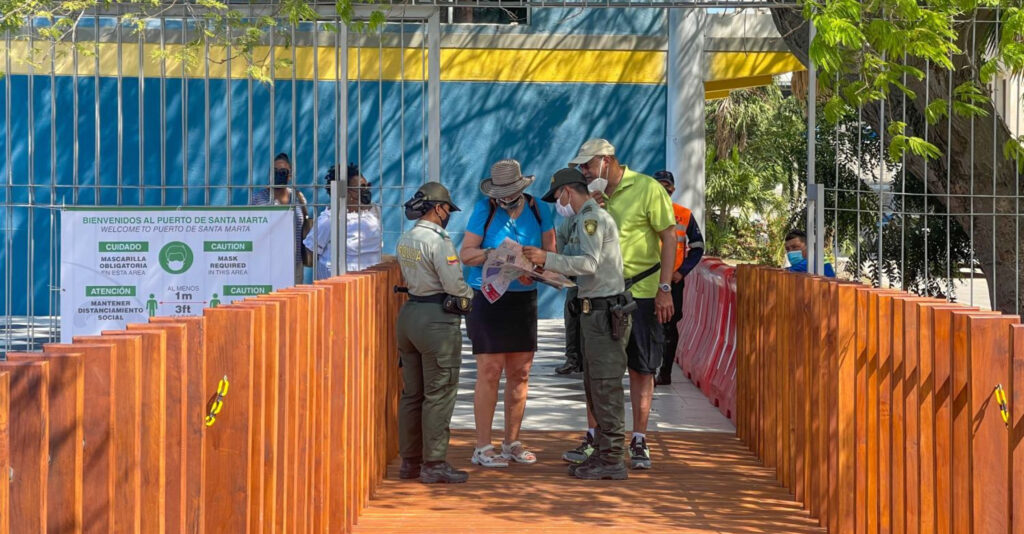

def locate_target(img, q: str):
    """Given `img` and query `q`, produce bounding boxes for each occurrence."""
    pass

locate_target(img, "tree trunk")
[771,7,1023,314]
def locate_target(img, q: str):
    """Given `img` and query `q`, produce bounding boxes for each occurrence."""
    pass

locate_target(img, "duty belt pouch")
[442,294,473,316]
[609,294,638,341]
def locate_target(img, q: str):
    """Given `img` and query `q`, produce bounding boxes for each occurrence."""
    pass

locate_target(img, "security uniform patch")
[446,255,459,265]
[583,219,598,236]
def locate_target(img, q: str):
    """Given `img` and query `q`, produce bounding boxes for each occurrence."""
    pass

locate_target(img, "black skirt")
[466,289,538,355]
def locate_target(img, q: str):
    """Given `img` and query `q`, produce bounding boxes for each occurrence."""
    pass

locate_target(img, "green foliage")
[805,0,1024,168]
[704,86,805,264]
[0,0,379,83]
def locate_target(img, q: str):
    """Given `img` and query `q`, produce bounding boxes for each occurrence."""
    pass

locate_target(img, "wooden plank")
[280,288,314,534]
[129,322,188,534]
[826,280,842,534]
[0,372,8,534]
[254,295,295,534]
[0,361,50,534]
[202,306,256,534]
[151,316,206,534]
[103,329,167,534]
[1010,325,1024,534]
[319,279,351,534]
[240,298,282,534]
[231,301,269,534]
[967,315,1018,533]
[876,292,896,534]
[854,286,872,534]
[74,334,142,534]
[41,343,116,534]
[7,352,85,534]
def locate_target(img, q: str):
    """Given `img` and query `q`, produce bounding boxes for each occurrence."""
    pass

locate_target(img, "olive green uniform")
[396,220,474,462]
[544,199,631,464]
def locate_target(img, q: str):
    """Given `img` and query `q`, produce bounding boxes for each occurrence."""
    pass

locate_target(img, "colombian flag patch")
[447,255,459,265]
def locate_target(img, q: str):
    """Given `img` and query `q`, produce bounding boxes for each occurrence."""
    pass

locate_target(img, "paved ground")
[451,320,735,434]
[355,320,824,533]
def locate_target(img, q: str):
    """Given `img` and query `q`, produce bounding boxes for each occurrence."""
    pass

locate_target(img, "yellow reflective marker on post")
[995,384,1009,427]
[205,375,230,427]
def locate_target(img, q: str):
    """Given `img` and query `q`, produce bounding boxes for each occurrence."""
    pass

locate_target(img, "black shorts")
[466,289,538,355]
[626,297,665,374]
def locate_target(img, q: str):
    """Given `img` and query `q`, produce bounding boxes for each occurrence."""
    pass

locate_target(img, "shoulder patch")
[446,255,459,265]
[584,219,598,236]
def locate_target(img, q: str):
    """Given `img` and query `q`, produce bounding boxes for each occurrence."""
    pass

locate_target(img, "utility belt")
[575,292,638,341]
[395,286,472,316]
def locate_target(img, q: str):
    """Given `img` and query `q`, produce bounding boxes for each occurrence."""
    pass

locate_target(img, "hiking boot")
[630,436,651,470]
[555,360,581,375]
[562,433,595,464]
[567,454,600,477]
[419,461,469,484]
[575,460,629,480]
[655,368,672,386]
[399,457,422,479]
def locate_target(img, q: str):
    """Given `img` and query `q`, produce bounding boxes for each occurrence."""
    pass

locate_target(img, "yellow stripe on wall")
[0,41,801,88]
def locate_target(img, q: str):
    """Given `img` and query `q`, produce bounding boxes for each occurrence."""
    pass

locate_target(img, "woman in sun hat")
[459,158,556,468]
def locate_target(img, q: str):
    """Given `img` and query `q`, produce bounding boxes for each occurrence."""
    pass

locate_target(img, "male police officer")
[523,169,632,480]
[396,182,475,484]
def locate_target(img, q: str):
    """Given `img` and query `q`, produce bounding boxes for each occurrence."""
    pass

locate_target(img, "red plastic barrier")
[673,257,737,421]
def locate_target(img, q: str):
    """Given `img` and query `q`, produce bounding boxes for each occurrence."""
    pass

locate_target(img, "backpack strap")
[482,194,543,236]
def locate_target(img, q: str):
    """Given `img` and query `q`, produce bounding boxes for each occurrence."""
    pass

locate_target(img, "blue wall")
[0,74,667,318]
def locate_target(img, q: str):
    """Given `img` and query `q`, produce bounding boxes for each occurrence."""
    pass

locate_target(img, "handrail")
[737,265,1023,533]
[0,261,403,533]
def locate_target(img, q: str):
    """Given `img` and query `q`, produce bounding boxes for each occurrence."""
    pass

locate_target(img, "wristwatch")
[658,283,671,293]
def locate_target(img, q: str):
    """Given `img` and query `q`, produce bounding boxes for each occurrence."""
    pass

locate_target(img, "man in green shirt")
[563,138,676,470]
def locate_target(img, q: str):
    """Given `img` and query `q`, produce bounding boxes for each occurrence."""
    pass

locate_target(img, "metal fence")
[812,15,1024,316]
[0,6,441,352]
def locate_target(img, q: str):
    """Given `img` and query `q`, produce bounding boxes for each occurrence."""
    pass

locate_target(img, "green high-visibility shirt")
[604,166,675,299]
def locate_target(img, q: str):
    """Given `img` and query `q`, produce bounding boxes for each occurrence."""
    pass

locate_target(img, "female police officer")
[396,182,475,484]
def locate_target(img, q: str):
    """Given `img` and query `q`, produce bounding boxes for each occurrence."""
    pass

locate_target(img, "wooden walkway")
[353,430,826,533]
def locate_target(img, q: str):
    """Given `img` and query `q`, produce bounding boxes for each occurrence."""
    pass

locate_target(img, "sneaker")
[399,457,422,479]
[575,460,628,480]
[419,461,469,484]
[630,436,651,470]
[562,433,595,464]
[555,360,581,375]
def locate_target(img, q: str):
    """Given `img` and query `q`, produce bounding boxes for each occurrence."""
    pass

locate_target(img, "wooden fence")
[736,265,1024,533]
[0,262,403,533]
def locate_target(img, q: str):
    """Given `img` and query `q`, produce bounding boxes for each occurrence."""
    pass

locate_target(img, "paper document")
[480,238,575,303]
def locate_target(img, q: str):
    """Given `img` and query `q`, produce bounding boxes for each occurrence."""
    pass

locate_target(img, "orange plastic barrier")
[736,265,1024,533]
[0,262,404,534]
[674,257,737,420]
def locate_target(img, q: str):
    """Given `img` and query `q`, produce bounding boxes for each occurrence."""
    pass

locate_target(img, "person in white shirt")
[304,164,382,278]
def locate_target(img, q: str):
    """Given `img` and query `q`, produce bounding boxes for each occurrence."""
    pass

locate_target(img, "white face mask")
[555,191,576,218]
[587,177,608,195]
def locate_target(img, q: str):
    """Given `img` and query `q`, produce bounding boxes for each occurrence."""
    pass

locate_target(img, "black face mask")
[274,168,290,187]
[437,205,451,229]
[359,188,372,205]
[498,195,523,211]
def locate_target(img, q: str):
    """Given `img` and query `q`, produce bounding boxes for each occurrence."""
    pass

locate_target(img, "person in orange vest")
[653,171,705,386]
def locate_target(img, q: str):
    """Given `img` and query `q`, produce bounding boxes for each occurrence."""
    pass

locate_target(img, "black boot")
[575,460,629,480]
[419,461,469,484]
[555,359,581,375]
[399,457,422,479]
[655,368,672,386]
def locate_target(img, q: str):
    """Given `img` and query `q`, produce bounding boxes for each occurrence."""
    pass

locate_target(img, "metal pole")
[331,22,349,276]
[427,9,441,182]
[805,18,819,274]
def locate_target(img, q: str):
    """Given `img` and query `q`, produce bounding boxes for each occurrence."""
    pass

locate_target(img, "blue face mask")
[787,250,805,265]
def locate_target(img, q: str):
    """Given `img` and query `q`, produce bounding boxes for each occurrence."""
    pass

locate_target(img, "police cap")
[414,182,460,211]
[541,168,588,203]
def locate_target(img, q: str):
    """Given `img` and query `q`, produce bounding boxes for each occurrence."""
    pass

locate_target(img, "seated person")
[784,229,836,277]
